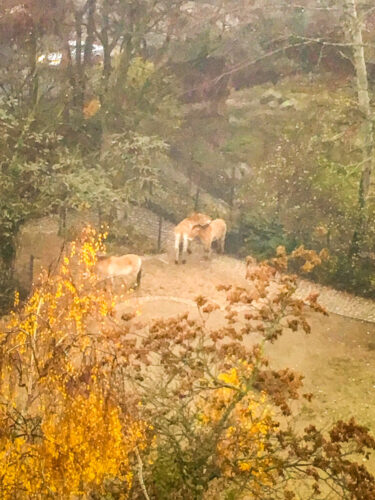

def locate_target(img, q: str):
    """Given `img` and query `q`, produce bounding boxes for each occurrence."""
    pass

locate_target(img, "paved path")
[194,255,375,324]
[295,279,375,323]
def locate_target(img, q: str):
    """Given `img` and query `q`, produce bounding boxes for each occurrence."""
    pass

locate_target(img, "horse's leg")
[120,277,127,291]
[204,242,212,260]
[219,236,225,253]
[182,234,189,264]
[175,233,181,264]
[135,269,142,289]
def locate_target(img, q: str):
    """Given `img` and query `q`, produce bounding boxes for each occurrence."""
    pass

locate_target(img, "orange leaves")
[83,98,101,119]
[319,247,330,261]
[195,294,207,307]
[305,292,328,316]
[241,247,330,341]
[290,245,329,273]
[264,244,329,276]
[0,437,42,498]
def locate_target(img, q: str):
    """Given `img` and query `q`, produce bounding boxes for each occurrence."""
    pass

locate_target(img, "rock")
[260,89,283,104]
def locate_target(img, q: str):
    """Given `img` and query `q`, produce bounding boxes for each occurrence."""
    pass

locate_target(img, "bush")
[0,268,20,315]
[1,229,374,499]
[0,227,149,498]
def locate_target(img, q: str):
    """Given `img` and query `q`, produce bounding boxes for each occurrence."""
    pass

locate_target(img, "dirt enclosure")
[15,222,375,468]
[121,252,375,438]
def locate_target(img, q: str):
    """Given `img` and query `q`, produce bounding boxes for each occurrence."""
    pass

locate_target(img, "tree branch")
[135,447,151,500]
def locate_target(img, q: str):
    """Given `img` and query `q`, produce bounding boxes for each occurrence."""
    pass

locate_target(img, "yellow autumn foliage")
[0,393,148,498]
[0,227,149,498]
[198,363,276,484]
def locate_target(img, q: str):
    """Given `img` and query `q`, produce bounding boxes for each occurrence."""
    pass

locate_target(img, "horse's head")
[191,221,211,238]
[188,212,212,226]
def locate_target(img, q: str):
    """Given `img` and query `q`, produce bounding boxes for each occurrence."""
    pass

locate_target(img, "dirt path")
[296,278,375,323]
[136,253,375,323]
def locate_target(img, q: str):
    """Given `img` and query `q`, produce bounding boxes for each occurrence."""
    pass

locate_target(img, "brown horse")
[96,254,142,289]
[174,212,212,264]
[193,218,227,259]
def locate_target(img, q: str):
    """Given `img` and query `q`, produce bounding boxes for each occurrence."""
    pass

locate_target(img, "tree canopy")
[1,0,375,293]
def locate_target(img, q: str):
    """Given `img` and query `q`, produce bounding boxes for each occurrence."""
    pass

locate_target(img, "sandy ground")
[119,250,375,435]
[17,222,375,433]
[14,226,375,482]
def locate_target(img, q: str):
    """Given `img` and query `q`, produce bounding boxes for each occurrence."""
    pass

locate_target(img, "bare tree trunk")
[100,5,112,90]
[84,0,96,67]
[68,0,97,114]
[98,4,112,157]
[346,0,374,257]
[28,30,39,108]
[112,36,133,110]
[74,10,84,109]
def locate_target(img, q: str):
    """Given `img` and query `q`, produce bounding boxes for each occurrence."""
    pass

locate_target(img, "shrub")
[1,229,374,499]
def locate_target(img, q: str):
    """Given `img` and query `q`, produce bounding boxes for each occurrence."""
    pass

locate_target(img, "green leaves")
[0,104,113,262]
[101,131,169,205]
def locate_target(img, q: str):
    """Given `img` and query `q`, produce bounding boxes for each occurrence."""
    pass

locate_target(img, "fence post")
[58,206,66,236]
[29,254,34,287]
[157,215,163,252]
[194,187,200,211]
[229,165,237,224]
[97,203,102,227]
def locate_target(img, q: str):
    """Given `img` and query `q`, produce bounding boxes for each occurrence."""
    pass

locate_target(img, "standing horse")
[193,218,227,259]
[174,212,212,264]
[96,254,142,289]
